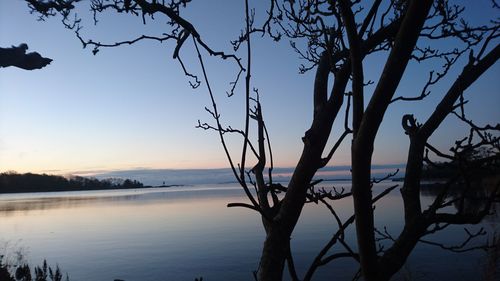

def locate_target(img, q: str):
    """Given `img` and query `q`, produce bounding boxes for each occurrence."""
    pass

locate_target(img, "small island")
[0,171,144,194]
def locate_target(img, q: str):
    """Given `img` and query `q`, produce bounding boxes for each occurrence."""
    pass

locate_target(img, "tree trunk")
[257,226,289,281]
[256,60,349,281]
[377,218,427,280]
[257,138,329,280]
[350,1,433,280]
[351,140,378,279]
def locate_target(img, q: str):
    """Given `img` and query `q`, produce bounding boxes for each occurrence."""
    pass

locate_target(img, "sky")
[0,0,499,176]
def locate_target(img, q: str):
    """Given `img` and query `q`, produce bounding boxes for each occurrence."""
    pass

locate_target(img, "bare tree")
[25,1,500,281]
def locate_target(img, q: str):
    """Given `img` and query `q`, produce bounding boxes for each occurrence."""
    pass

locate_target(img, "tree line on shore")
[0,171,144,193]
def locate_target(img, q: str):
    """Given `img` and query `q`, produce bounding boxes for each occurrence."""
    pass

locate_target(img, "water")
[0,182,497,281]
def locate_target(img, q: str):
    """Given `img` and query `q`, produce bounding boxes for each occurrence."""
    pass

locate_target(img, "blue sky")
[1,0,499,175]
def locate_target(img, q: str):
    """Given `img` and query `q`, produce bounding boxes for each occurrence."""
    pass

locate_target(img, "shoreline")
[0,185,186,195]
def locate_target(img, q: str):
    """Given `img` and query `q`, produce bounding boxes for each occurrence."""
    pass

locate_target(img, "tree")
[24,1,499,280]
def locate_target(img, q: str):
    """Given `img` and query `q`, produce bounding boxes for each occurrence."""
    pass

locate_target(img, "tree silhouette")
[25,1,500,281]
[0,172,144,193]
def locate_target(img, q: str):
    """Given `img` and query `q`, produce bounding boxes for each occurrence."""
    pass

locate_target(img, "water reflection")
[421,180,499,222]
[0,186,244,215]
[0,195,140,214]
[0,185,264,281]
[0,182,497,281]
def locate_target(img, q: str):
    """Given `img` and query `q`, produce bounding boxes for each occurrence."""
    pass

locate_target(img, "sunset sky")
[1,0,499,175]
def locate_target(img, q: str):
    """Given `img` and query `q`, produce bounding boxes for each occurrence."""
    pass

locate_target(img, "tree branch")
[0,44,52,70]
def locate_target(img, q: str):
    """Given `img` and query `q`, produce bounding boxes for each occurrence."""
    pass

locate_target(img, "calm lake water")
[0,182,498,281]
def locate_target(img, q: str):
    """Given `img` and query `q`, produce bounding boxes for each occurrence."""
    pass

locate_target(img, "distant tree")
[25,1,499,281]
[122,179,144,188]
[0,172,144,192]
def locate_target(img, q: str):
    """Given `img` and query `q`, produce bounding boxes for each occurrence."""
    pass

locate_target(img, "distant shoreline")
[0,172,149,194]
[1,170,453,195]
[0,184,187,195]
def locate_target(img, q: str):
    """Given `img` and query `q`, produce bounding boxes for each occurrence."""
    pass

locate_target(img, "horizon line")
[1,163,406,177]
